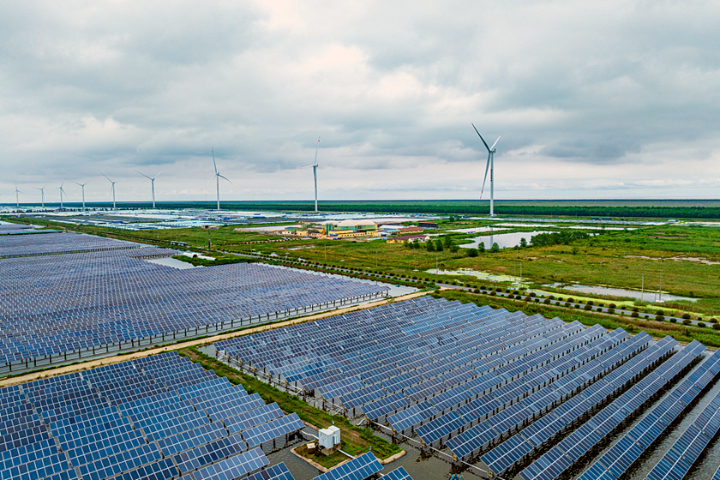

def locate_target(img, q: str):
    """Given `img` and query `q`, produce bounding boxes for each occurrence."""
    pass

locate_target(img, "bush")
[544,299,551,304]
[711,318,718,324]
[567,298,574,303]
[549,295,555,300]
[631,312,639,318]
[609,303,616,309]
[714,323,720,330]
[587,301,594,306]
[565,302,571,307]
[682,313,691,320]
[683,319,692,325]
[530,292,536,297]
[584,304,592,311]
[698,322,707,328]
[669,318,676,323]
[632,307,639,313]
[467,248,479,258]
[596,307,603,312]
[608,308,615,314]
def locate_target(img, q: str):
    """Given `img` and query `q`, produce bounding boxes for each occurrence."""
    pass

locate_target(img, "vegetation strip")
[178,347,402,462]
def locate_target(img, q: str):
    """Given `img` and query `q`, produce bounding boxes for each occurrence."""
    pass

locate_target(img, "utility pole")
[641,274,644,303]
[659,270,662,302]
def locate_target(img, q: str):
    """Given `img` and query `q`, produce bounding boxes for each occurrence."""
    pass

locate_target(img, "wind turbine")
[101,173,116,209]
[301,137,320,212]
[37,186,46,208]
[211,148,231,211]
[472,124,502,217]
[73,181,89,211]
[136,170,162,209]
[14,184,22,208]
[59,182,67,209]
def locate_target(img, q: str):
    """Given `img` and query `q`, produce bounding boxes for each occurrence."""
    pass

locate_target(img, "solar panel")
[313,452,383,480]
[382,466,414,480]
[247,462,296,480]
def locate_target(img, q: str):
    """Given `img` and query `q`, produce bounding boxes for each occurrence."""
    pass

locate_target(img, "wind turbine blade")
[313,137,320,165]
[300,165,315,168]
[218,174,231,183]
[136,170,152,180]
[471,123,491,151]
[155,170,163,178]
[479,152,491,199]
[212,148,218,175]
[490,135,502,150]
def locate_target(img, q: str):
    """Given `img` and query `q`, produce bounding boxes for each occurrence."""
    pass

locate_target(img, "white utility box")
[318,425,341,454]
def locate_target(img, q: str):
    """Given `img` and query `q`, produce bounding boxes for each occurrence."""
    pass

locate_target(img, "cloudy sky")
[1,0,719,204]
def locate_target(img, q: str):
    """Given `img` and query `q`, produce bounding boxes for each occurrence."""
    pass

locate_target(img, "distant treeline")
[34,200,720,219]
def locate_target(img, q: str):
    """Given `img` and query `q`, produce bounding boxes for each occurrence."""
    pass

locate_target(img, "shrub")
[530,292,536,297]
[632,307,639,313]
[714,323,720,330]
[683,319,692,325]
[596,307,603,312]
[631,312,639,318]
[682,313,691,320]
[549,295,555,300]
[473,289,480,294]
[467,248,479,258]
[565,302,571,307]
[587,301,594,306]
[698,322,707,328]
[567,298,574,303]
[609,303,616,309]
[669,318,676,323]
[608,308,615,314]
[584,304,592,311]
[544,299,551,304]
[711,318,718,324]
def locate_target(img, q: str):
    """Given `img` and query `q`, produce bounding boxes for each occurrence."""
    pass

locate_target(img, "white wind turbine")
[37,186,46,208]
[73,181,89,211]
[14,184,22,208]
[101,173,116,209]
[59,182,67,209]
[472,124,502,217]
[211,148,231,211]
[136,170,162,209]
[301,137,321,213]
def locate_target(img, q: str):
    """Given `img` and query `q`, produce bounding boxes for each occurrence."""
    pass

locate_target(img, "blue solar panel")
[382,466,414,480]
[313,452,382,480]
[247,462,296,480]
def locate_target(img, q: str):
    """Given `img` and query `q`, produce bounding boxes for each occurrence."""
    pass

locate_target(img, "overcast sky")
[1,0,719,204]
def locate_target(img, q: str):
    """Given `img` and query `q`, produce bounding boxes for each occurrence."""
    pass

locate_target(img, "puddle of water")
[146,257,198,269]
[428,268,519,283]
[544,283,698,303]
[460,231,553,249]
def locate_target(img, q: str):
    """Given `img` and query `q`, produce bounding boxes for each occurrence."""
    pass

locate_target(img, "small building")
[386,234,430,244]
[397,226,424,234]
[325,219,378,238]
[418,221,438,229]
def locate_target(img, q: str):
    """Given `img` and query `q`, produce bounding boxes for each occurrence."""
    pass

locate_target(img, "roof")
[336,219,377,227]
[388,234,429,241]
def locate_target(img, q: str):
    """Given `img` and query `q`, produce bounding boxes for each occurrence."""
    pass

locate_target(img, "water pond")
[460,231,553,249]
[544,283,697,303]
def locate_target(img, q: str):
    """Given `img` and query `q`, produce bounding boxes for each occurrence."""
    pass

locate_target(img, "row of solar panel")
[312,451,414,480]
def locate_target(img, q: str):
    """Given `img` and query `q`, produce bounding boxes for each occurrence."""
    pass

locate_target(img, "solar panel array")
[579,344,720,480]
[643,376,720,480]
[0,234,388,370]
[0,352,302,480]
[516,340,705,480]
[218,296,720,478]
[312,451,382,480]
[382,466,414,480]
[0,232,142,258]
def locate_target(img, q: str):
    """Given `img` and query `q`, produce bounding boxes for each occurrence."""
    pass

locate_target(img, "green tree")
[443,235,453,247]
[520,237,527,248]
[450,244,460,253]
[426,240,435,252]
[435,240,443,251]
[491,242,500,252]
[467,248,479,257]
[477,242,485,253]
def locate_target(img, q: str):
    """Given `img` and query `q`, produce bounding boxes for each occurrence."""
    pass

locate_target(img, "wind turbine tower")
[211,148,231,211]
[101,173,116,209]
[302,137,320,213]
[472,124,502,217]
[74,181,89,211]
[14,184,22,208]
[59,183,67,209]
[37,186,46,208]
[136,170,162,209]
